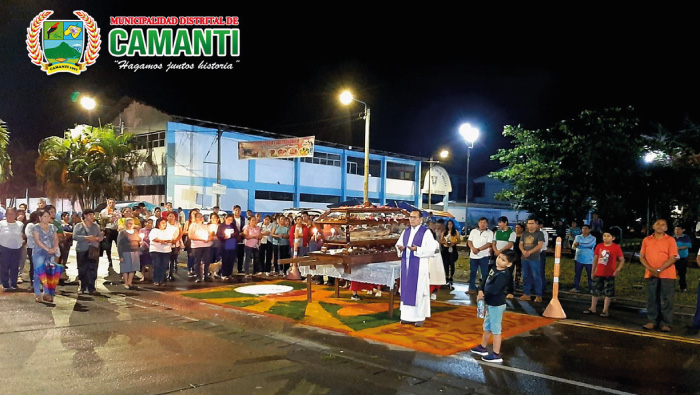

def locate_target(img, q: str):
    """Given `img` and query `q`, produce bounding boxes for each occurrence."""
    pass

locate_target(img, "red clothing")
[594,243,624,277]
[162,210,176,220]
[641,234,678,279]
[289,224,310,247]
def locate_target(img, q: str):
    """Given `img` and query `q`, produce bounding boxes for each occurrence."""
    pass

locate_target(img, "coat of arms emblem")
[26,10,101,75]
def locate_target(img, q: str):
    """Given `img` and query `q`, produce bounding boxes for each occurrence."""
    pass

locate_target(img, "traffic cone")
[543,237,567,319]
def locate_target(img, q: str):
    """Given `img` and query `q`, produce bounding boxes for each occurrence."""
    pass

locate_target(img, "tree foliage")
[491,107,647,225]
[35,124,155,210]
[0,119,13,183]
[491,107,700,228]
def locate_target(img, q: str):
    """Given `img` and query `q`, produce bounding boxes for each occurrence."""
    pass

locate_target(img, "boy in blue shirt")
[471,250,515,363]
[571,224,596,293]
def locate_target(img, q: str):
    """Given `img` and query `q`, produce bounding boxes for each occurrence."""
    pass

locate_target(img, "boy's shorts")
[483,304,506,335]
[592,276,615,297]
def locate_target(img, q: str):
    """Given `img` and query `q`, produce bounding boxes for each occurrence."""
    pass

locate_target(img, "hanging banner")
[421,165,452,195]
[238,136,315,159]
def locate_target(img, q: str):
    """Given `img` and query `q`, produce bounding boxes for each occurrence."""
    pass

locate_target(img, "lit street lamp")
[643,151,658,235]
[339,90,371,206]
[459,123,479,230]
[79,95,97,125]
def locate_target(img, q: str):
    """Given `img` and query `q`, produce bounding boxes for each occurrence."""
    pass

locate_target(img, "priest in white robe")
[396,211,438,326]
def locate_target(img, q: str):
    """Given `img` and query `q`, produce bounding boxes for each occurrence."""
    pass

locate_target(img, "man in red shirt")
[640,219,678,332]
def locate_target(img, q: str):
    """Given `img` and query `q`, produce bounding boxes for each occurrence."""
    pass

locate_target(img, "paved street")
[2,252,700,394]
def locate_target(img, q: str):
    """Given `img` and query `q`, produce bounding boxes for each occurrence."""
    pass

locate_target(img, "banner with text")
[238,136,315,160]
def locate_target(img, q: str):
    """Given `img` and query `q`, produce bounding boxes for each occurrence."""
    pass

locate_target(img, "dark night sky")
[2,3,699,180]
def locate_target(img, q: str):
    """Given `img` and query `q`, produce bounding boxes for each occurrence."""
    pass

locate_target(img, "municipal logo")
[26,10,101,75]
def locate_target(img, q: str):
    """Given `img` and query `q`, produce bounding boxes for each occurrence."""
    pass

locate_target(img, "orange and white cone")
[543,237,567,319]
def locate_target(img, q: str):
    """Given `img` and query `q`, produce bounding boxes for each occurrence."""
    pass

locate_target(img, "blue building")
[112,100,422,212]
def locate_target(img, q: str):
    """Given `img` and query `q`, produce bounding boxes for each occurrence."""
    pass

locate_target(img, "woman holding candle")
[166,211,182,281]
[208,213,222,269]
[150,218,175,286]
[217,214,240,280]
[242,216,261,277]
[188,211,213,283]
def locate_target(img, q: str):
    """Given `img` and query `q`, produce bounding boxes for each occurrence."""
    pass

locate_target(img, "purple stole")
[400,225,428,306]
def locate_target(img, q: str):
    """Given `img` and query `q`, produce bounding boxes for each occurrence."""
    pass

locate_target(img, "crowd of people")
[2,200,700,355]
[0,198,328,302]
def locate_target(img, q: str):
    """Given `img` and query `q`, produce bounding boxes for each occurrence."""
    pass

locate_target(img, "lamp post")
[459,123,479,230]
[340,90,371,206]
[426,149,449,210]
[643,152,658,235]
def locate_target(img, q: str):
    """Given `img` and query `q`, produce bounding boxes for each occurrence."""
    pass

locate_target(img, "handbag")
[88,245,100,260]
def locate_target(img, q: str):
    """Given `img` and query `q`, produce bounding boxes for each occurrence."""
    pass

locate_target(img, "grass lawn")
[454,251,699,307]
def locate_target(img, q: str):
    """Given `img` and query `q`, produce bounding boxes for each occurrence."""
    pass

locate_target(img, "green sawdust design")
[267,300,308,320]
[225,299,263,308]
[275,280,307,291]
[319,301,399,331]
[181,289,247,300]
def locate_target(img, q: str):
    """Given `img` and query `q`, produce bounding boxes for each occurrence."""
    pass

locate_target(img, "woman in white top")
[0,208,25,291]
[149,218,174,286]
[188,212,213,283]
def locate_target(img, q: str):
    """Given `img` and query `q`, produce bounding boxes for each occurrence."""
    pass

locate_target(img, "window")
[301,151,341,167]
[132,131,165,150]
[299,194,340,204]
[255,190,294,201]
[135,184,165,195]
[386,162,415,181]
[346,157,380,176]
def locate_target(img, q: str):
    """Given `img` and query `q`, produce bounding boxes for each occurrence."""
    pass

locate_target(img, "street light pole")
[459,123,479,231]
[465,147,471,228]
[340,91,371,206]
[363,105,370,206]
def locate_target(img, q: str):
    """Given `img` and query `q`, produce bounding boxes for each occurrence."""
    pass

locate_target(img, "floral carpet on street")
[179,280,553,356]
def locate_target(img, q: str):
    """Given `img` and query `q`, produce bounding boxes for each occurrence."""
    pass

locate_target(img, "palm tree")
[0,119,13,183]
[36,124,156,209]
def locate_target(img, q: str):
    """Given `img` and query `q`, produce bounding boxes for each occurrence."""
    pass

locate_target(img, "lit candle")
[312,227,318,240]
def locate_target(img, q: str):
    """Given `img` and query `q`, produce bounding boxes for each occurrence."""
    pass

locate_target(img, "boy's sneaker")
[482,352,503,363]
[569,288,579,293]
[470,345,489,356]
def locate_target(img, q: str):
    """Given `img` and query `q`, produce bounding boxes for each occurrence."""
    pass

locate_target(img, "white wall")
[255,199,291,213]
[386,178,415,197]
[347,174,379,193]
[299,162,341,189]
[256,159,294,185]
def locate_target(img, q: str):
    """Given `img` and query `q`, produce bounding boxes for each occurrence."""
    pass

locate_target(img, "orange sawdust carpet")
[179,280,553,356]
